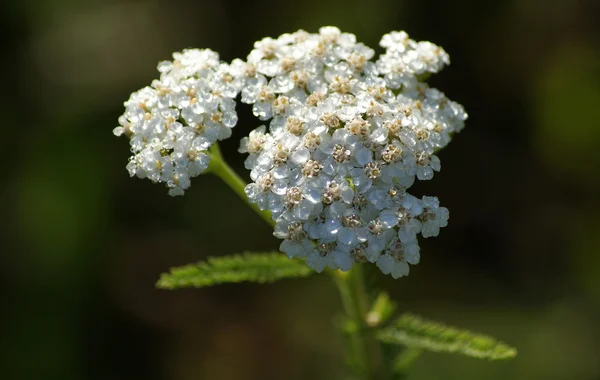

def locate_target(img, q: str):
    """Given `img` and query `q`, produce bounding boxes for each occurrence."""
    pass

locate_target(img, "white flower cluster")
[114,49,242,195]
[237,27,467,278]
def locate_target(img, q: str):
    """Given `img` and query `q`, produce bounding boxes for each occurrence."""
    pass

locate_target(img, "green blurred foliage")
[534,42,600,184]
[1,0,600,379]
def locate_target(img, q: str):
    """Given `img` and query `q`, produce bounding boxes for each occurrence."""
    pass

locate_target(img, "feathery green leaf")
[156,252,314,289]
[376,313,517,360]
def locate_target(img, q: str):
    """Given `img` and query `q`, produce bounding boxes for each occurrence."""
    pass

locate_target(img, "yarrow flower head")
[113,27,467,278]
[112,27,517,370]
[238,27,467,278]
[114,49,242,196]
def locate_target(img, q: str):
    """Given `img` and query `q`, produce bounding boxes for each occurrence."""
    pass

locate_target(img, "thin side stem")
[207,143,274,227]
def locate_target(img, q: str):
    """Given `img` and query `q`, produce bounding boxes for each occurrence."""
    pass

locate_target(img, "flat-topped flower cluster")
[114,27,467,278]
[114,49,242,196]
[237,28,466,277]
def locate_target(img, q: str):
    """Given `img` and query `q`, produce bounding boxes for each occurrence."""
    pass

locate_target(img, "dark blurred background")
[2,0,600,379]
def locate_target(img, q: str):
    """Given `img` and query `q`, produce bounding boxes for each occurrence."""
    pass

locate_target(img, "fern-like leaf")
[376,313,517,360]
[156,252,314,289]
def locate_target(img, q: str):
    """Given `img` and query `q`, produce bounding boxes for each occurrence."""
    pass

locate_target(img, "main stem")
[208,142,383,379]
[333,266,384,380]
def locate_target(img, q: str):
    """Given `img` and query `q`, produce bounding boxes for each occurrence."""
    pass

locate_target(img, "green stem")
[207,143,274,227]
[333,266,384,380]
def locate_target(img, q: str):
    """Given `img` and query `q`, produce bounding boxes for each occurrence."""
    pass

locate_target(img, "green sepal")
[366,291,397,327]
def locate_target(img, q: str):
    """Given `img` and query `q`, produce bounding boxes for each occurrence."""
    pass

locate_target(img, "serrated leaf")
[376,313,517,360]
[156,252,314,289]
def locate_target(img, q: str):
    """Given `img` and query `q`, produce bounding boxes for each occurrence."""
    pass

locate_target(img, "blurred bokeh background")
[2,0,600,379]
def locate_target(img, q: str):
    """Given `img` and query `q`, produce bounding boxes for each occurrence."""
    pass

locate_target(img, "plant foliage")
[157,252,314,289]
[376,313,517,360]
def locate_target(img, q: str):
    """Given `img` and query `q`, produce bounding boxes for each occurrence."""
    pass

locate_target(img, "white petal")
[376,254,394,275]
[355,148,372,166]
[332,250,354,271]
[391,261,409,279]
[379,210,398,228]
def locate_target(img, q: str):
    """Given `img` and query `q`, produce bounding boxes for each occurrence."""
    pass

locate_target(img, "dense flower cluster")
[238,27,466,277]
[114,49,242,195]
[113,27,466,278]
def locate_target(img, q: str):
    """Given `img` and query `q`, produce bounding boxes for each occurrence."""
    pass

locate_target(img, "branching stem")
[209,142,386,379]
